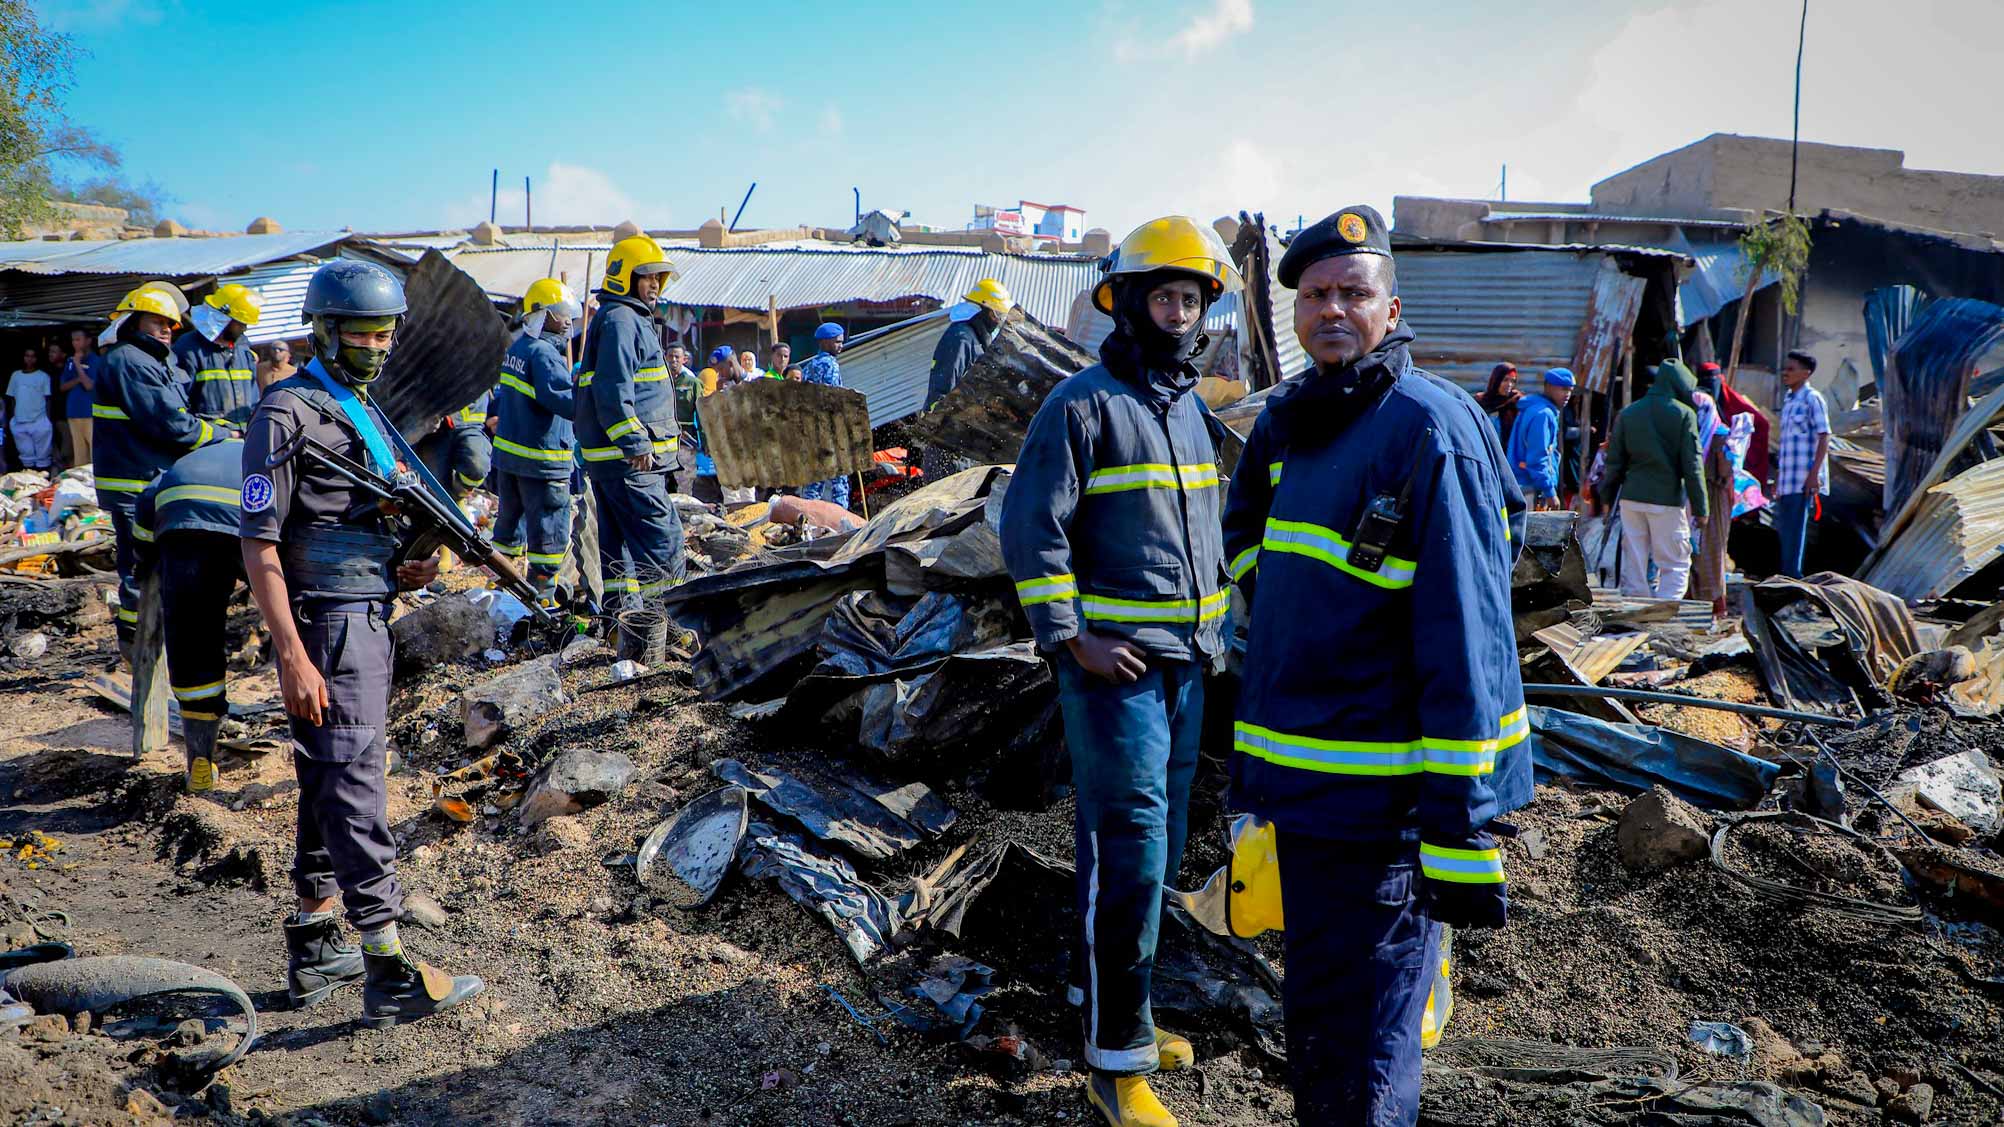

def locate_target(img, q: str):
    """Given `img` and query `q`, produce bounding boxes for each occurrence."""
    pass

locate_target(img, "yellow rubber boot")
[1154,1028,1196,1072]
[1086,1073,1177,1127]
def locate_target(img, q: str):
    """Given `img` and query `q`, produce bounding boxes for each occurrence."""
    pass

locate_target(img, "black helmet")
[303,260,407,384]
[301,260,407,319]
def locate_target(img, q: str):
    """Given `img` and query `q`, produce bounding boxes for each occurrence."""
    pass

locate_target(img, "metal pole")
[1788,0,1809,214]
[490,169,498,223]
[853,187,860,225]
[729,182,758,233]
[1521,683,1852,726]
[525,176,532,229]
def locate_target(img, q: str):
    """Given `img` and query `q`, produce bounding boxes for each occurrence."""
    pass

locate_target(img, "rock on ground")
[391,594,493,680]
[517,748,635,827]
[1616,786,1712,873]
[1892,749,2001,836]
[460,654,566,750]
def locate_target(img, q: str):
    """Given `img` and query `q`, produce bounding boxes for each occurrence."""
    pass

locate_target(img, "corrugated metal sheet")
[841,309,953,428]
[0,272,144,320]
[1395,248,1606,390]
[1680,240,1779,326]
[1861,458,2004,603]
[224,260,319,344]
[0,231,347,275]
[444,244,1101,329]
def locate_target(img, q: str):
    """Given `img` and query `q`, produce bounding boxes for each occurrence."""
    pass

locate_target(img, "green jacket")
[1601,360,1708,516]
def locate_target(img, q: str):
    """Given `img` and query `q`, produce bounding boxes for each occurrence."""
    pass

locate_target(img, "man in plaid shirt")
[1772,350,1830,577]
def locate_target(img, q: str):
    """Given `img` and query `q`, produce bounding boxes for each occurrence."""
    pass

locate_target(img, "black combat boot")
[360,949,484,1029]
[285,916,364,1009]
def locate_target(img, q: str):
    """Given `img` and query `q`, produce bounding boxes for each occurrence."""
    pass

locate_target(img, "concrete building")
[971,200,1088,244]
[1394,134,2004,406]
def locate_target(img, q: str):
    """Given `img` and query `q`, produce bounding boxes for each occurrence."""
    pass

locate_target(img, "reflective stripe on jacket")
[575,295,678,464]
[999,362,1227,663]
[1222,358,1531,846]
[494,331,577,479]
[95,337,222,498]
[171,332,257,428]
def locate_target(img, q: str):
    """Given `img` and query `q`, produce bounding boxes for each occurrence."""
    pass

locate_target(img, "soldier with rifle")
[238,259,485,1024]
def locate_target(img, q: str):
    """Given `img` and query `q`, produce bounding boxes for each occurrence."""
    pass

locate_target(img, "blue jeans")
[1276,831,1441,1126]
[1055,651,1202,1076]
[1774,491,1810,578]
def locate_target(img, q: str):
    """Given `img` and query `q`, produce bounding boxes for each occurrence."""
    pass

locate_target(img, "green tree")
[0,1,169,236]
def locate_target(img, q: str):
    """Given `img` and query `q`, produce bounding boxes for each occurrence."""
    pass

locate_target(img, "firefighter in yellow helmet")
[173,282,263,428]
[491,278,584,605]
[574,235,685,605]
[998,217,1242,1127]
[95,281,227,655]
[924,278,1014,411]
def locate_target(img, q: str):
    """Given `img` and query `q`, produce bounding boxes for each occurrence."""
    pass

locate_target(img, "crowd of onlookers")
[0,328,300,474]
[1474,351,1828,596]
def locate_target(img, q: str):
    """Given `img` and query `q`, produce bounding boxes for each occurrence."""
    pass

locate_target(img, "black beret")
[1277,204,1391,288]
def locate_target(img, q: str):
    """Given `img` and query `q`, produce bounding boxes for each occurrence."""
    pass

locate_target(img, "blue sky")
[46,0,2004,238]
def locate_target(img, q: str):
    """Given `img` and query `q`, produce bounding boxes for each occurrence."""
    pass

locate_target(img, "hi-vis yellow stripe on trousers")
[1234,707,1527,777]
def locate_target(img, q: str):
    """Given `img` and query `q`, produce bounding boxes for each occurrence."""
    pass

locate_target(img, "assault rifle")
[269,430,554,626]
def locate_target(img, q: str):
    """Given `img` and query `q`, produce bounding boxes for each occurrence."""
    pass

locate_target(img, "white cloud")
[446,162,664,229]
[1170,0,1253,58]
[726,88,785,133]
[1113,0,1253,61]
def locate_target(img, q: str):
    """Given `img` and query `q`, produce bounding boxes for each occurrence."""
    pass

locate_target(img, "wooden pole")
[130,569,170,758]
[1721,241,1765,393]
[768,295,779,354]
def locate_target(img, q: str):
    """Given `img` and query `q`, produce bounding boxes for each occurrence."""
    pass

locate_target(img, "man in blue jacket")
[492,278,581,606]
[1001,216,1241,1127]
[1222,206,1531,1125]
[1507,367,1573,509]
[575,234,684,605]
[798,323,851,509]
[96,282,229,654]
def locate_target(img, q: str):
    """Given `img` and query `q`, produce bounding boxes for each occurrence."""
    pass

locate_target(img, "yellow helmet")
[602,234,679,297]
[963,278,1014,317]
[521,277,583,319]
[1225,815,1283,939]
[204,282,264,327]
[1092,216,1244,315]
[113,282,187,325]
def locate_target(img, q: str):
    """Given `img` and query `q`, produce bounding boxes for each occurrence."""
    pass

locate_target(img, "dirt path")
[0,623,1284,1127]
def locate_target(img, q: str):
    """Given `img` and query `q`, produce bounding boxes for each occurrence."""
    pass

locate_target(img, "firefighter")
[238,258,483,1023]
[420,390,494,500]
[999,217,1241,1127]
[575,234,685,606]
[492,278,582,606]
[1220,205,1532,1124]
[173,282,264,429]
[131,438,246,793]
[96,281,227,655]
[924,277,1013,408]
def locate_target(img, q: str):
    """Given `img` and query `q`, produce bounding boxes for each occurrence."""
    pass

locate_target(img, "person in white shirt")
[7,346,53,470]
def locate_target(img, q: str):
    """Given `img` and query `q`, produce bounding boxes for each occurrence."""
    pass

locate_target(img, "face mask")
[337,345,390,384]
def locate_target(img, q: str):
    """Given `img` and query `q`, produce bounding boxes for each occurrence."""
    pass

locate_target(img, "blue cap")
[709,345,735,365]
[814,322,845,341]
[1543,367,1576,387]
